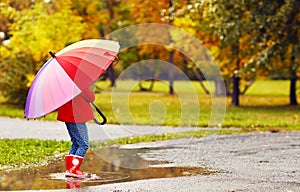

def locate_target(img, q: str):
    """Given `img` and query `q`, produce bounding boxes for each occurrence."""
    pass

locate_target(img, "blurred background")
[0,0,299,110]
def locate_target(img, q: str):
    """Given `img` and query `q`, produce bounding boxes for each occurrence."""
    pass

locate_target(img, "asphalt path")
[76,131,300,192]
[1,117,299,192]
[0,117,196,141]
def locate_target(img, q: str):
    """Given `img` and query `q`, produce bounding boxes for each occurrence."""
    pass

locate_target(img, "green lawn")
[0,80,299,130]
[92,80,300,130]
[246,80,290,96]
[0,139,70,170]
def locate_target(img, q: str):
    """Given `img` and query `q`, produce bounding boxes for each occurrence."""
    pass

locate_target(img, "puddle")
[0,147,215,190]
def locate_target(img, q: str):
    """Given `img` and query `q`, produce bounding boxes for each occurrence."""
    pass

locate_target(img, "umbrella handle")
[104,51,119,66]
[91,102,107,125]
[112,56,119,67]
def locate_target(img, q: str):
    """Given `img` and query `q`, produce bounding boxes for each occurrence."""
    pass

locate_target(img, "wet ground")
[0,147,215,190]
[81,131,300,192]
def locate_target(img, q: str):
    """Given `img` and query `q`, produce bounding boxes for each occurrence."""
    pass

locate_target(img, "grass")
[93,92,300,129]
[246,80,290,96]
[91,80,300,130]
[0,80,299,129]
[0,139,70,170]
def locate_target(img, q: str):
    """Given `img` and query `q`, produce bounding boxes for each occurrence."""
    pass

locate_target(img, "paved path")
[59,131,299,192]
[0,117,196,141]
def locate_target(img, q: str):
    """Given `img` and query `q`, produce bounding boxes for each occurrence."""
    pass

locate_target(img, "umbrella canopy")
[24,39,120,119]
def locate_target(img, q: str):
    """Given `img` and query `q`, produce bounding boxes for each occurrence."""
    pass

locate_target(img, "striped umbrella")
[24,39,120,119]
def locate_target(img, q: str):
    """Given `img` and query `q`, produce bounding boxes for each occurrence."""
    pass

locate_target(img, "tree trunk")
[106,1,114,19]
[192,68,210,94]
[289,49,297,105]
[231,74,240,106]
[168,50,174,95]
[99,25,105,38]
[240,79,255,95]
[168,0,174,95]
[107,65,116,87]
[290,76,297,105]
[231,43,240,106]
[138,79,156,91]
[215,79,226,96]
[98,2,116,87]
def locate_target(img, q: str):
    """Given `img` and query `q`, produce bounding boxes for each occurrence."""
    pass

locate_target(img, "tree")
[186,0,299,105]
[72,0,114,87]
[72,0,131,87]
[0,0,86,105]
[128,0,182,94]
[242,0,299,105]
[168,1,228,96]
[267,0,299,105]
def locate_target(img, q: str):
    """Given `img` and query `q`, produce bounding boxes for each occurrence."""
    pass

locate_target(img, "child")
[57,88,95,178]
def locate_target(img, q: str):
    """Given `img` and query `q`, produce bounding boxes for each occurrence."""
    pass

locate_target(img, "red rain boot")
[65,155,90,178]
[65,155,72,176]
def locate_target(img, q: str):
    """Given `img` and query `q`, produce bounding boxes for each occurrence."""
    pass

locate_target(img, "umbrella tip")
[49,51,56,58]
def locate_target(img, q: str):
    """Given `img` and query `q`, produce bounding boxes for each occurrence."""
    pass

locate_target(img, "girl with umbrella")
[57,88,95,178]
[24,39,120,179]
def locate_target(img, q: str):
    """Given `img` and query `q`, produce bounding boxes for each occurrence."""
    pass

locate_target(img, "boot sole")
[65,173,91,179]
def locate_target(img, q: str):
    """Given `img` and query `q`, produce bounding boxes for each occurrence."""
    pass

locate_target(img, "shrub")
[0,52,34,107]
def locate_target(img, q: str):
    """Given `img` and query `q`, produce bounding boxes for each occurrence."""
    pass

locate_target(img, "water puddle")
[0,147,215,190]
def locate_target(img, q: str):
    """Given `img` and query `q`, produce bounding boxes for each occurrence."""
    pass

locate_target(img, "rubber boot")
[65,155,72,176]
[65,155,90,178]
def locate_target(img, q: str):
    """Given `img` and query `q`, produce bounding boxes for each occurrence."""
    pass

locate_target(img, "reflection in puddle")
[0,147,216,190]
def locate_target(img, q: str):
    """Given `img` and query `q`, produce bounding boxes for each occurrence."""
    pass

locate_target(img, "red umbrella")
[25,39,120,119]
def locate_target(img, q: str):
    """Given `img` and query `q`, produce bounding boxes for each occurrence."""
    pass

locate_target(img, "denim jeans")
[66,122,89,158]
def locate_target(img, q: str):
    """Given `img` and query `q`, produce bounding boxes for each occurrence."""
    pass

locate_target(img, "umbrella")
[24,39,120,119]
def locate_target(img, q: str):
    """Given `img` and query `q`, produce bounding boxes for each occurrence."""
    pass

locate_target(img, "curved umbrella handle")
[112,57,119,67]
[91,102,107,125]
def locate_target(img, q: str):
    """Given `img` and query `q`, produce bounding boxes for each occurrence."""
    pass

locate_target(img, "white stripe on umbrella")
[56,39,120,55]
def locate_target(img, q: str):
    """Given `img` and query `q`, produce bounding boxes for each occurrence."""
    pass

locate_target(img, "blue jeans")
[66,123,89,158]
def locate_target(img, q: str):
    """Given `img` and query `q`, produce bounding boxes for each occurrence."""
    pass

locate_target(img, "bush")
[0,52,34,107]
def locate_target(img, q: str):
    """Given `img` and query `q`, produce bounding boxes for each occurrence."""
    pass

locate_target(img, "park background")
[0,0,299,171]
[0,0,299,129]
